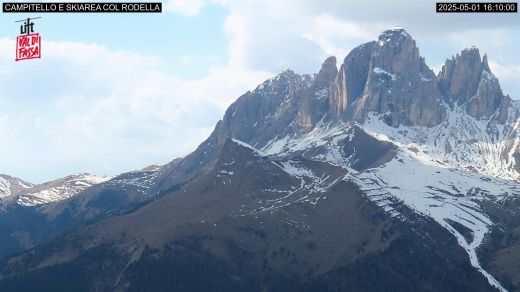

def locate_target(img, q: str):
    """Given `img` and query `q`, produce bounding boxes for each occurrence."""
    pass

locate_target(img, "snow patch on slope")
[232,138,266,156]
[373,67,397,80]
[353,106,520,291]
[348,151,513,291]
[261,121,352,168]
[104,167,162,192]
[17,174,111,206]
[243,160,341,214]
[278,161,315,178]
[253,107,518,291]
[0,177,12,198]
[361,104,520,180]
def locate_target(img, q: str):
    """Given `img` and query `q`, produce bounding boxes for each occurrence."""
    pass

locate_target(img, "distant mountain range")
[1,173,109,207]
[0,28,519,292]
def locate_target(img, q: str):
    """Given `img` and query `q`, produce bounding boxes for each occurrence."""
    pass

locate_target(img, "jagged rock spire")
[298,56,338,130]
[329,42,375,119]
[438,47,507,120]
[329,28,446,127]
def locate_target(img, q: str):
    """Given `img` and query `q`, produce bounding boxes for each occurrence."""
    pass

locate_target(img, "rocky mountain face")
[438,47,511,122]
[0,28,519,291]
[298,56,338,130]
[329,29,446,127]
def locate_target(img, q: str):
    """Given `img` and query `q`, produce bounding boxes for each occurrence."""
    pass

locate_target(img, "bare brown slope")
[1,139,388,274]
[0,139,496,292]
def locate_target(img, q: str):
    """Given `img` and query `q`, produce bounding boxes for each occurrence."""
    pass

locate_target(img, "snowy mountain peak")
[331,29,445,127]
[177,29,520,290]
[14,173,111,207]
[378,27,411,46]
[0,174,33,199]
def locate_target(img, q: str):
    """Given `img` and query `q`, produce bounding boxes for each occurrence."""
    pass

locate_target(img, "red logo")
[16,33,41,61]
[15,17,41,62]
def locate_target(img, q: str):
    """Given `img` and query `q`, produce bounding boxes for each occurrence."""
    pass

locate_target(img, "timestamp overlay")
[436,2,517,12]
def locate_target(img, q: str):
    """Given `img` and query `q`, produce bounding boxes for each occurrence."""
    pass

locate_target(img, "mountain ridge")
[0,173,111,207]
[0,174,33,199]
[0,28,519,291]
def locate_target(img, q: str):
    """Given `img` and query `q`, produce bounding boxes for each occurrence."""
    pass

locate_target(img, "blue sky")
[0,0,519,183]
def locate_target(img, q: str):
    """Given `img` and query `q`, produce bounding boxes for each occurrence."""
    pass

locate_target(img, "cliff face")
[139,29,520,202]
[438,47,484,106]
[326,29,514,129]
[298,56,338,130]
[328,42,375,119]
[438,47,509,122]
[328,28,446,127]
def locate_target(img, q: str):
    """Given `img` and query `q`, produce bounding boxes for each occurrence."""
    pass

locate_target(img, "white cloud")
[490,62,520,81]
[447,29,511,52]
[489,61,520,99]
[0,38,270,182]
[302,15,383,59]
[165,0,206,16]
[213,0,520,99]
[213,0,519,69]
[181,56,194,67]
[224,11,249,68]
[219,1,326,73]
